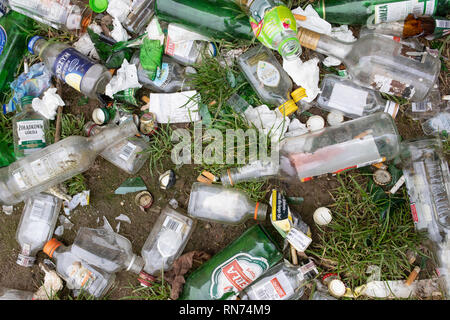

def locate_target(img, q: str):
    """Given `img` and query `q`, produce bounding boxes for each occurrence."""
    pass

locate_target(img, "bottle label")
[162,215,184,234]
[67,262,94,289]
[29,198,51,222]
[257,61,280,87]
[426,19,450,40]
[328,82,368,117]
[210,253,269,299]
[53,47,95,92]
[374,0,437,24]
[297,28,320,50]
[372,73,415,99]
[251,271,294,300]
[411,101,431,112]
[165,36,196,61]
[270,189,292,237]
[152,63,171,88]
[0,25,6,56]
[118,141,137,161]
[285,227,312,252]
[17,119,46,151]
[384,101,399,118]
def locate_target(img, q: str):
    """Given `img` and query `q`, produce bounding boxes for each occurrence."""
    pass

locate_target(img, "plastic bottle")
[16,193,61,267]
[0,121,139,206]
[83,121,149,175]
[0,11,35,98]
[239,259,318,300]
[421,112,450,136]
[140,206,195,277]
[280,112,401,182]
[317,74,399,119]
[297,28,441,101]
[12,96,49,159]
[187,182,268,225]
[0,287,34,300]
[27,36,112,100]
[43,238,115,298]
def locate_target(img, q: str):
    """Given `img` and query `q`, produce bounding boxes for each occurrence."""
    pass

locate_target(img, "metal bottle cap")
[135,191,153,209]
[373,169,392,186]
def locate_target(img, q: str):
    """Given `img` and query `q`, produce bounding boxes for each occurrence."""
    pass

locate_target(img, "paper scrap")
[283,57,320,103]
[32,88,65,120]
[147,91,201,123]
[105,59,142,98]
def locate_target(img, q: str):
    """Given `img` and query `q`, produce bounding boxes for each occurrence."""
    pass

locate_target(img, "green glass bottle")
[155,0,253,41]
[0,12,35,101]
[313,0,450,25]
[179,224,283,300]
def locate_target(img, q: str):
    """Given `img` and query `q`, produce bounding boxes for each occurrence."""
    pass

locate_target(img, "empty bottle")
[43,238,115,298]
[187,182,268,225]
[0,121,139,206]
[220,160,280,186]
[16,193,61,267]
[123,0,155,35]
[0,286,34,300]
[297,28,441,101]
[421,112,450,136]
[141,206,195,277]
[280,112,401,182]
[406,82,444,120]
[27,36,112,100]
[317,74,399,119]
[13,96,49,159]
[359,26,424,50]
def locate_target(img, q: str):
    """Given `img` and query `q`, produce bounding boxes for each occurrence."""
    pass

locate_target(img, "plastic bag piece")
[140,38,164,81]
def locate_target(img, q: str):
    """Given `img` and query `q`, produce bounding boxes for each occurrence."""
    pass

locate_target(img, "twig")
[54,79,64,142]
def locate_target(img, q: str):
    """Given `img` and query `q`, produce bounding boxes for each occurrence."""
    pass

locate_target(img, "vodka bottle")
[27,36,111,100]
[141,206,194,276]
[0,121,139,205]
[0,287,34,300]
[297,28,441,101]
[16,193,61,267]
[43,238,115,298]
[359,26,424,50]
[83,121,149,175]
[317,74,399,119]
[187,182,268,225]
[12,96,49,159]
[220,160,280,186]
[406,82,444,120]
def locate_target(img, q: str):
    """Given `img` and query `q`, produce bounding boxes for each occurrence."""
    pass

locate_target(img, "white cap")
[327,111,344,126]
[328,279,346,297]
[306,115,325,131]
[313,207,332,226]
[92,108,107,125]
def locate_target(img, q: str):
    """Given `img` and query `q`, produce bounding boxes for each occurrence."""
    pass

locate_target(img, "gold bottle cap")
[278,99,298,117]
[373,169,392,186]
[291,87,307,103]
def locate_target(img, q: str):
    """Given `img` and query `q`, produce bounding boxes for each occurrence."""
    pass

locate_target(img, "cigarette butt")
[290,245,298,265]
[209,100,217,106]
[141,96,150,104]
[405,266,421,286]
[294,14,307,21]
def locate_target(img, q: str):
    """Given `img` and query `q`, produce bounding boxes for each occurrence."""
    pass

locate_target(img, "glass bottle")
[122,0,155,35]
[12,96,49,159]
[71,221,145,274]
[43,238,115,298]
[83,121,149,175]
[317,74,399,119]
[27,36,112,100]
[154,0,253,41]
[280,112,401,182]
[239,259,318,300]
[179,224,283,300]
[140,206,195,276]
[220,160,280,186]
[132,53,196,93]
[0,287,34,300]
[421,111,450,136]
[8,0,92,32]
[0,121,139,206]
[187,182,268,225]
[297,28,441,102]
[406,81,444,120]
[16,193,62,267]
[359,26,424,50]
[312,0,450,25]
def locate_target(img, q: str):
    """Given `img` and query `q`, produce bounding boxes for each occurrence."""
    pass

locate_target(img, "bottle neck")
[248,202,267,222]
[32,39,49,57]
[297,28,352,61]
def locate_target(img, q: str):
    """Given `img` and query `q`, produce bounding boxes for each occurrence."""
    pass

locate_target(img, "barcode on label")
[436,20,450,29]
[30,199,47,221]
[163,216,183,233]
[286,228,312,252]
[119,142,136,161]
[412,101,428,112]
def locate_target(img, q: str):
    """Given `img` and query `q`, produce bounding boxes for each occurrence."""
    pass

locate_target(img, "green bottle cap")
[89,0,108,13]
[21,96,34,106]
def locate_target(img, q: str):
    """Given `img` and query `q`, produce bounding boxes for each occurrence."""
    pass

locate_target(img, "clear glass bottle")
[297,28,441,101]
[0,121,139,206]
[0,287,34,300]
[187,182,268,225]
[122,0,155,35]
[317,74,399,119]
[359,26,424,51]
[421,111,450,136]
[141,206,195,276]
[27,36,111,100]
[43,238,115,298]
[239,259,318,300]
[9,0,92,31]
[220,160,280,186]
[406,82,444,120]
[12,96,49,159]
[280,112,401,182]
[71,221,145,274]
[132,53,196,93]
[16,193,61,267]
[83,121,150,175]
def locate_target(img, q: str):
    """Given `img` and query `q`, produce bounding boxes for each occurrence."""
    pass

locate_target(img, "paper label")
[384,101,399,118]
[152,63,171,88]
[0,25,6,56]
[374,0,436,23]
[328,82,368,117]
[29,198,52,222]
[119,142,137,161]
[412,101,430,112]
[165,36,195,60]
[252,272,294,300]
[162,216,183,234]
[67,262,94,289]
[148,91,201,123]
[257,61,280,87]
[17,119,46,150]
[286,228,312,252]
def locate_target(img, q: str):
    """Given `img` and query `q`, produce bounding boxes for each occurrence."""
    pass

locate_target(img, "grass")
[120,278,171,300]
[143,123,175,175]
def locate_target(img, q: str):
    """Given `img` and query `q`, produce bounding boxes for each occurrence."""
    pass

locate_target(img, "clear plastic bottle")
[0,286,34,300]
[132,53,196,93]
[12,96,49,159]
[297,28,441,101]
[280,112,401,182]
[141,206,195,276]
[0,121,139,206]
[16,193,61,267]
[220,160,280,186]
[83,121,150,175]
[239,259,318,300]
[187,182,268,225]
[9,0,92,31]
[43,238,115,298]
[71,219,145,274]
[317,74,399,119]
[421,111,450,136]
[27,36,111,100]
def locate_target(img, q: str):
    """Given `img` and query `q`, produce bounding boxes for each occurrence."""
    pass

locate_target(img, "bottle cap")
[89,0,108,13]
[278,99,298,117]
[138,271,156,287]
[92,107,110,125]
[306,115,325,131]
[207,42,218,57]
[21,95,34,106]
[328,279,346,297]
[373,169,392,186]
[27,36,43,55]
[313,207,332,226]
[327,111,344,126]
[43,238,62,258]
[291,87,307,102]
[135,191,153,209]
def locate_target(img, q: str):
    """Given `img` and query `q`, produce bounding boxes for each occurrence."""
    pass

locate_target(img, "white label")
[148,91,201,123]
[436,20,450,29]
[163,216,183,233]
[257,61,280,87]
[328,82,367,117]
[384,101,399,118]
[286,228,312,252]
[374,0,436,23]
[252,272,294,300]
[412,101,430,112]
[17,120,45,144]
[29,199,51,222]
[166,37,195,59]
[12,170,28,190]
[119,142,137,161]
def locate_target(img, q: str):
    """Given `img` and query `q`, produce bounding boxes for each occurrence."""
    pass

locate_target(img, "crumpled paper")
[243,104,290,142]
[73,23,102,60]
[107,0,132,23]
[284,118,309,138]
[32,88,65,120]
[164,251,211,300]
[105,59,142,98]
[111,17,130,42]
[63,190,90,215]
[283,57,320,103]
[33,263,63,300]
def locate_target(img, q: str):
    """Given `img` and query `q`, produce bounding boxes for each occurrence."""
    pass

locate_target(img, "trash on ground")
[114,177,147,195]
